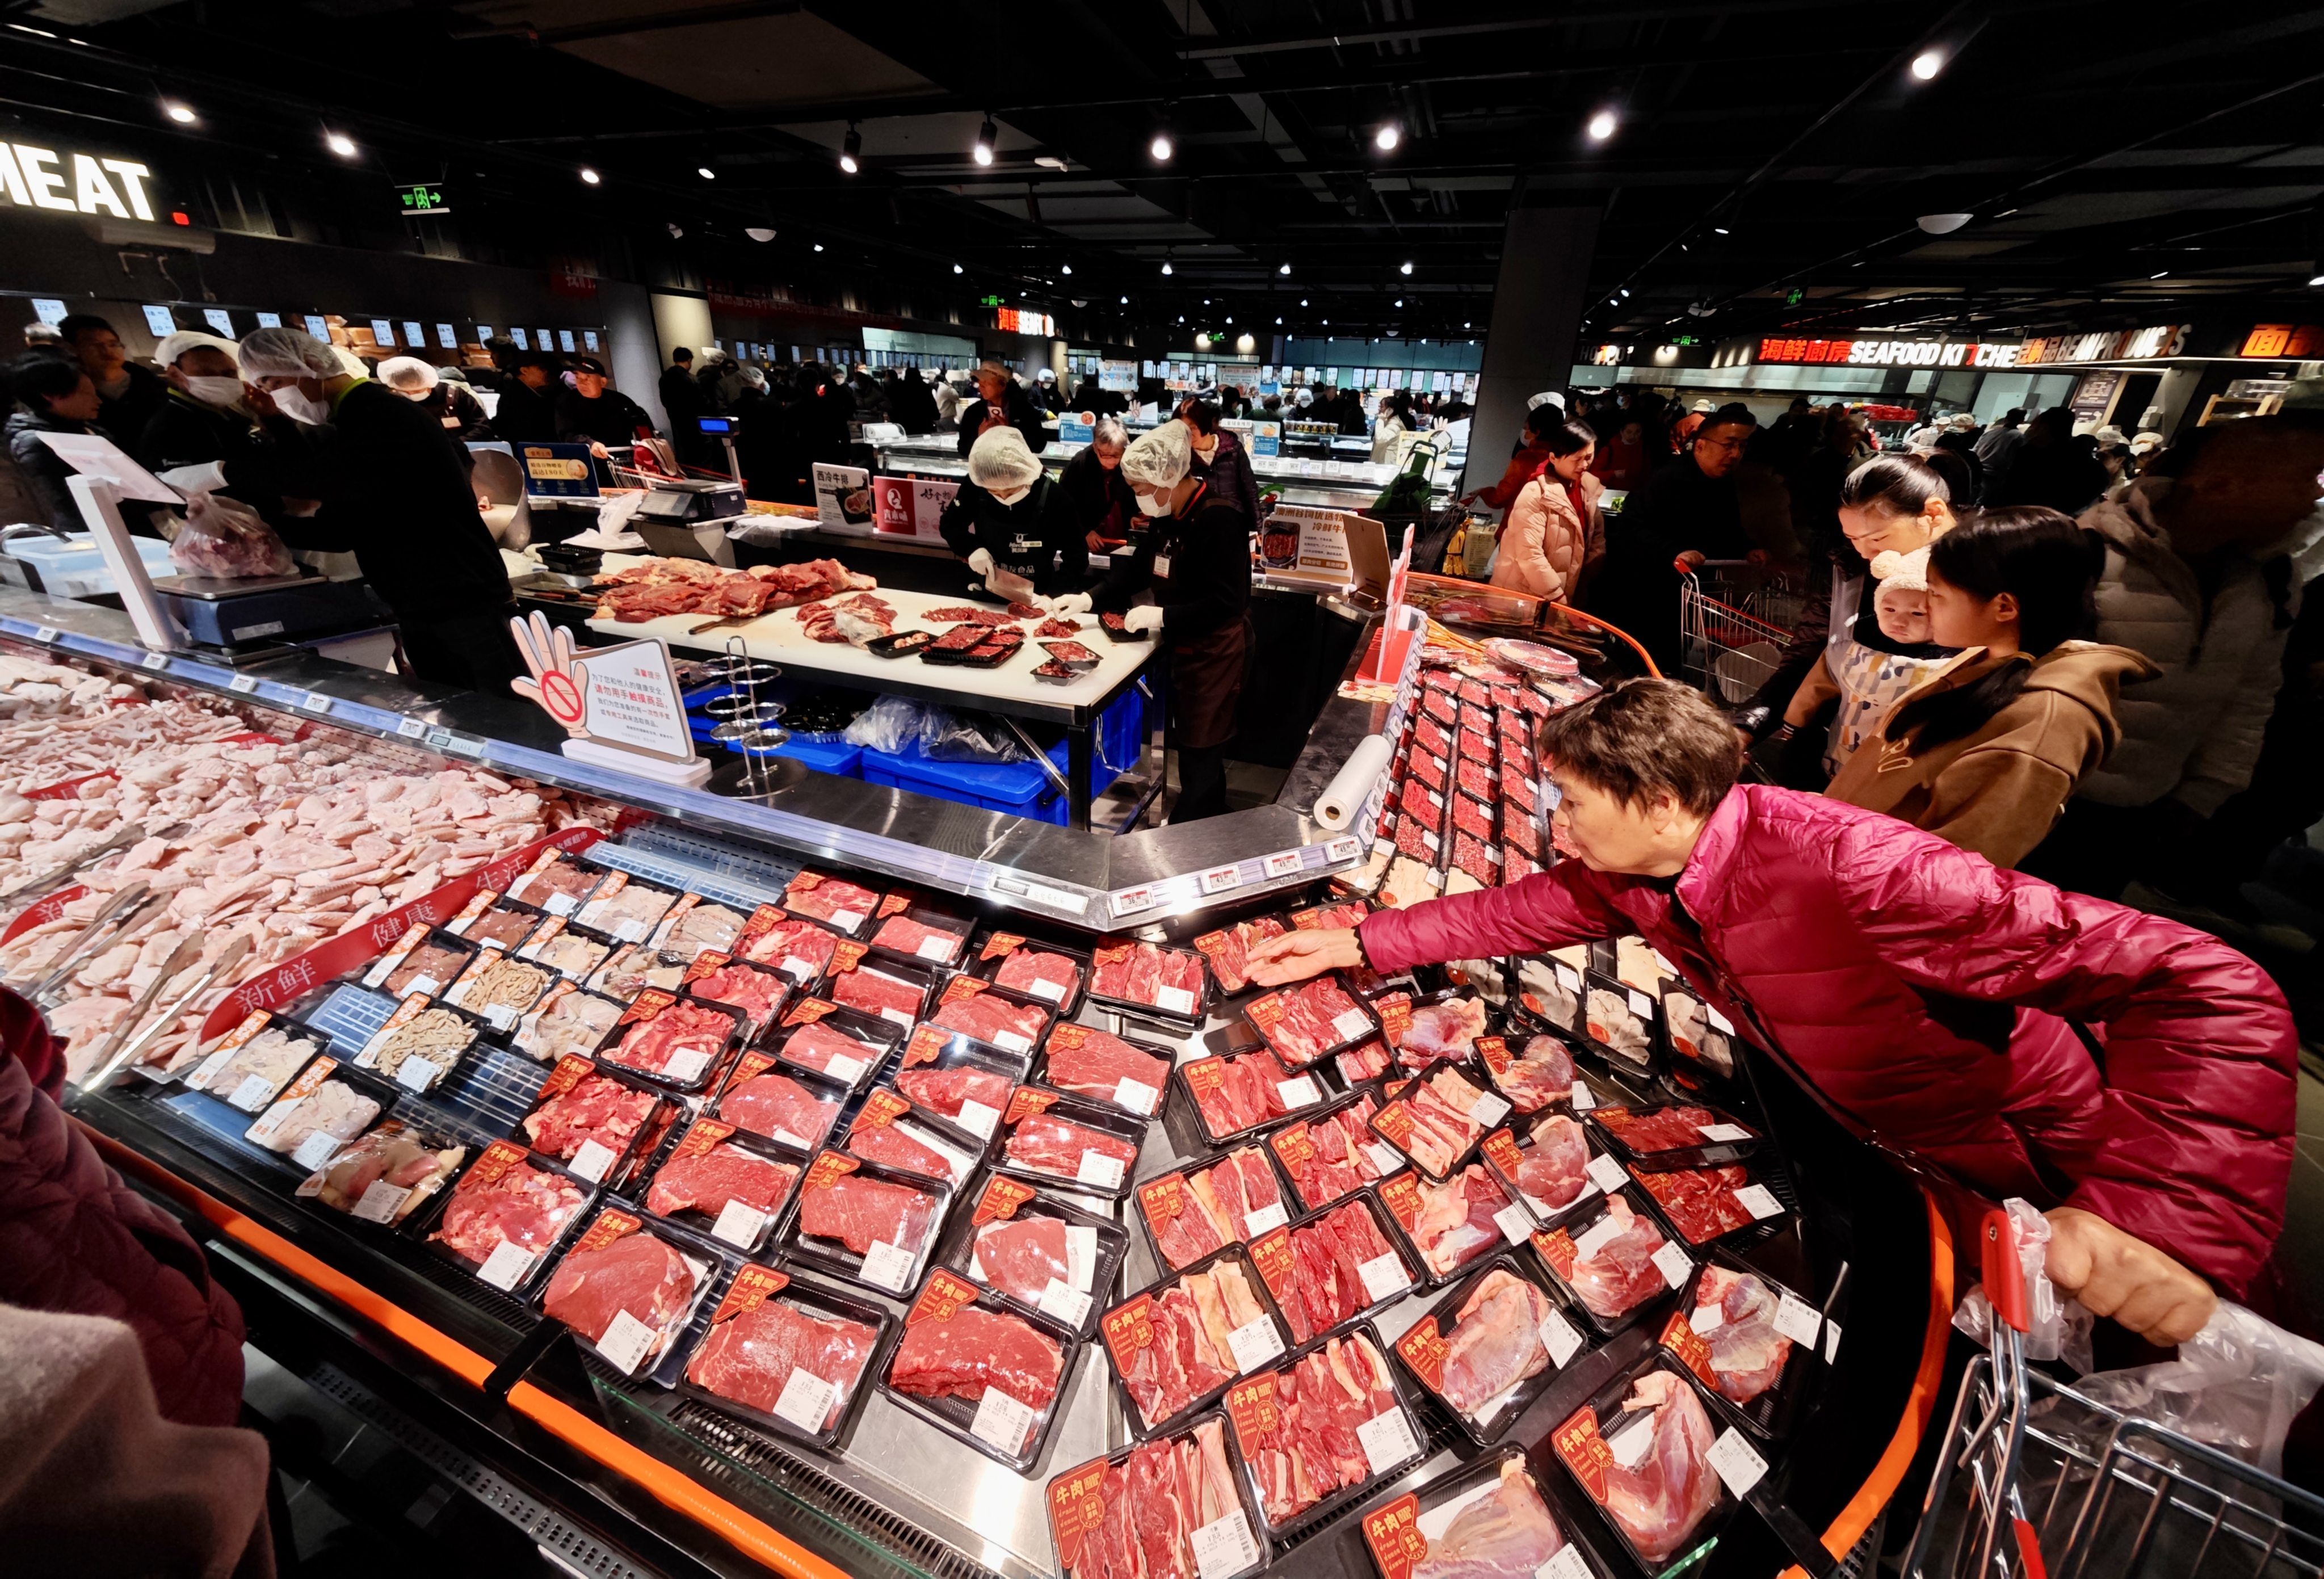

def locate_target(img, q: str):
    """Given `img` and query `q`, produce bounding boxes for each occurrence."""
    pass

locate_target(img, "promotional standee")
[510,611,710,786]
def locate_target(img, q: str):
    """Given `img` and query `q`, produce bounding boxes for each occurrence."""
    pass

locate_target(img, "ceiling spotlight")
[163,100,197,125]
[953,263,964,274]
[746,227,776,242]
[324,130,356,157]
[1275,316,1282,325]
[1713,226,1730,234]
[666,223,684,238]
[1150,127,1174,162]
[2310,273,2324,287]
[1917,212,1973,234]
[1300,298,1308,306]
[839,125,861,174]
[1619,288,1630,298]
[1177,315,1184,323]
[973,117,997,166]
[2150,270,2167,279]
[697,166,716,180]
[1400,261,1414,275]
[1395,299,1404,308]
[579,167,602,185]
[1374,123,1401,152]
[1910,50,1944,80]
[1121,295,1129,304]
[1463,321,1472,329]
[1279,262,1292,276]
[1587,110,1617,141]
[1161,261,1174,275]
[1225,316,1233,324]
[813,242,825,252]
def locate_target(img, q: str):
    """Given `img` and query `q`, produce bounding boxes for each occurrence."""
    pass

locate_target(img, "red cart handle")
[1980,1208,2031,1334]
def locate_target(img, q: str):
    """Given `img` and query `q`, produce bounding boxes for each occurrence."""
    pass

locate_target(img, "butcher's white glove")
[1123,604,1166,633]
[1049,592,1094,616]
[966,548,995,577]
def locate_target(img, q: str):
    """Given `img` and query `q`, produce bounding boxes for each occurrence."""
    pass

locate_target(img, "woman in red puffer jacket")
[0,987,247,1426]
[1251,681,2294,1343]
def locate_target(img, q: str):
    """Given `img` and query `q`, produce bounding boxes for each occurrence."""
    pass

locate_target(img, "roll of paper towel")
[1312,733,1393,831]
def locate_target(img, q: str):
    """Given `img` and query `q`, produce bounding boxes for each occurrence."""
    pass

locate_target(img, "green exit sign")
[1670,335,1699,346]
[1784,287,1804,306]
[397,182,449,217]
[979,293,1005,306]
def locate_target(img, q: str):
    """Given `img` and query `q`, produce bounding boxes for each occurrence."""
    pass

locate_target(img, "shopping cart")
[1904,1210,2324,1579]
[1678,560,1810,702]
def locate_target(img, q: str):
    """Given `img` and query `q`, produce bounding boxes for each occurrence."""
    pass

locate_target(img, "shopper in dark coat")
[3,356,117,530]
[956,361,1048,456]
[1588,404,1759,673]
[57,314,168,449]
[1988,408,2111,516]
[890,368,940,435]
[556,357,654,453]
[940,427,1081,593]
[489,351,561,446]
[1058,417,1137,552]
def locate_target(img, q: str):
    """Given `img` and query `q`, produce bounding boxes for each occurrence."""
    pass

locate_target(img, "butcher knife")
[79,933,251,1091]
[982,565,1037,607]
[687,612,764,635]
[0,821,146,906]
[17,883,163,1001]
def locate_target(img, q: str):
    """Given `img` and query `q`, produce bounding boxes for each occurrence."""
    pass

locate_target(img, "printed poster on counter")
[872,476,956,541]
[813,463,875,533]
[519,442,600,499]
[1264,505,1358,587]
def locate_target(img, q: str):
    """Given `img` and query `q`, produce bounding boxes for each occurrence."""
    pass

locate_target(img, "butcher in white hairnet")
[377,354,492,442]
[1084,412,1252,821]
[938,423,1074,597]
[149,331,245,415]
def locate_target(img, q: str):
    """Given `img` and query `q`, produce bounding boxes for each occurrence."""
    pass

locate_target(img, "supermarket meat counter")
[3,615,1952,1579]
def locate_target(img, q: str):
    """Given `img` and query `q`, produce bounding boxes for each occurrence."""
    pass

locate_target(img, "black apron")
[1170,618,1249,750]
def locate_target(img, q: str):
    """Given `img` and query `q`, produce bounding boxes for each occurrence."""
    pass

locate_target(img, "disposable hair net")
[1120,420,1192,492]
[152,330,237,369]
[235,327,343,380]
[966,426,1044,492]
[376,356,439,392]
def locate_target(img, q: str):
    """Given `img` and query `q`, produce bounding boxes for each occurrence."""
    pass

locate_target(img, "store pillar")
[1466,198,1602,494]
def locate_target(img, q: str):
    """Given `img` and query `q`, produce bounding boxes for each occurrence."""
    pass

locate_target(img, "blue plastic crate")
[861,741,1070,825]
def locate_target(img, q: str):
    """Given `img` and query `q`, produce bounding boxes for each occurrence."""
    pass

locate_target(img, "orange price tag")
[1048,1459,1111,1573]
[1533,1227,1578,1278]
[830,940,868,975]
[940,975,989,1005]
[1374,1101,1416,1148]
[536,1053,595,1102]
[1003,1086,1057,1127]
[1378,1173,1422,1227]
[682,951,733,985]
[1182,1057,1224,1101]
[856,1089,909,1129]
[784,997,838,1026]
[1138,1173,1187,1226]
[1362,1494,1429,1579]
[1482,1128,1523,1176]
[790,871,826,893]
[1660,1311,1718,1385]
[902,1026,946,1067]
[981,931,1026,962]
[802,1152,860,1193]
[1246,993,1288,1032]
[573,1206,642,1255]
[1225,1375,1280,1447]
[1248,1224,1296,1299]
[469,1139,530,1188]
[617,988,676,1027]
[709,1262,789,1323]
[735,904,785,947]
[1094,944,1132,966]
[876,892,911,919]
[907,1267,980,1326]
[1552,1404,1615,1502]
[1376,993,1414,1043]
[1100,1292,1155,1368]
[671,1117,736,1162]
[973,1175,1035,1225]
[731,1049,775,1084]
[1395,1317,1450,1392]
[1477,1035,1510,1075]
[1270,1123,1316,1176]
[1047,1022,1093,1051]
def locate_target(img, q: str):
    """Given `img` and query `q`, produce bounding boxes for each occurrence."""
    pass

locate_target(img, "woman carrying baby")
[1824,506,2155,868]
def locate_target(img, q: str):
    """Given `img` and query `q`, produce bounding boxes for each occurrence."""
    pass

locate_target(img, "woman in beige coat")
[1491,419,1604,601]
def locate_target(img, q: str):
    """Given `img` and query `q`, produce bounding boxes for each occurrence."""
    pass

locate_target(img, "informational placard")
[518,442,600,499]
[812,463,875,532]
[1265,505,1354,585]
[508,612,703,782]
[871,475,955,540]
[1058,417,1095,446]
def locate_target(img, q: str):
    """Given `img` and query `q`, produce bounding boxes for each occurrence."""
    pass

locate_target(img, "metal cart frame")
[1679,560,1810,702]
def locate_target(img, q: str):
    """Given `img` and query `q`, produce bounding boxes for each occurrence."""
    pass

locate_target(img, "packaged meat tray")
[1247,1193,1413,1346]
[1448,793,1496,847]
[1550,1354,1734,1573]
[1660,1257,1814,1438]
[778,1150,954,1297]
[1192,915,1289,997]
[428,1140,595,1296]
[573,873,680,942]
[184,1010,327,1114]
[1370,1067,1509,1182]
[879,1269,1080,1473]
[1477,1031,1578,1116]
[1359,1452,1582,1579]
[1098,609,1155,642]
[1334,1038,1394,1085]
[1135,1148,1293,1272]
[841,1087,985,1189]
[1392,811,1443,867]
[1388,1256,1588,1446]
[928,976,1051,1056]
[504,850,606,916]
[293,1118,465,1227]
[586,942,688,1002]
[770,999,899,1091]
[867,904,971,969]
[353,995,480,1094]
[1378,1167,1515,1288]
[1376,991,1490,1072]
[1270,1091,1402,1212]
[1627,1160,1790,1246]
[678,1263,898,1453]
[973,931,1089,1014]
[889,1027,1023,1139]
[824,944,935,1031]
[596,990,742,1093]
[1087,940,1209,1025]
[641,1116,805,1254]
[733,905,844,988]
[649,895,751,960]
[512,917,612,985]
[1038,1022,1171,1118]
[1528,1189,1692,1338]
[1176,1045,1330,1147]
[1048,1413,1266,1579]
[678,953,791,1035]
[441,947,556,1032]
[538,1207,715,1381]
[1100,1244,1292,1438]
[362,925,477,1002]
[1244,975,1376,1068]
[1513,956,1588,1044]
[1587,1102,1759,1169]
[1662,989,1738,1079]
[780,869,882,937]
[715,1052,847,1153]
[1570,973,1660,1076]
[994,1087,1145,1201]
[520,1055,671,1188]
[936,1174,1125,1338]
[444,893,545,952]
[1289,900,1369,933]
[1225,1331,1425,1539]
[1481,1113,1616,1229]
[511,982,626,1065]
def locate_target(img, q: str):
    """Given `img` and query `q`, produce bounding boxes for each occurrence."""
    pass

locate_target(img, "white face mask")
[183,376,245,408]
[1136,492,1172,517]
[394,386,432,402]
[991,485,1031,507]
[270,385,330,424]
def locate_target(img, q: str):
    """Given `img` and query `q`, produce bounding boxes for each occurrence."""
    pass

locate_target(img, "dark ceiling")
[7,0,2323,351]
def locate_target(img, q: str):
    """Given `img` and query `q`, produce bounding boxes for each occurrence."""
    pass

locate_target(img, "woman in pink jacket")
[1251,680,2294,1342]
[1491,419,1606,602]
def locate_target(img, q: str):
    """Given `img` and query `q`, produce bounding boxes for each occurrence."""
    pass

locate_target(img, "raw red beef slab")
[922,606,987,623]
[1451,794,1495,845]
[994,948,1082,1003]
[933,992,1047,1049]
[688,963,784,1026]
[1147,1148,1283,1269]
[1455,758,1497,803]
[1516,1114,1590,1211]
[833,965,924,1022]
[1633,1164,1760,1243]
[1693,1266,1792,1401]
[1595,1105,1725,1154]
[1188,1049,1303,1138]
[1035,617,1082,637]
[1598,1370,1721,1560]
[784,873,881,925]
[740,917,840,975]
[524,1074,654,1162]
[1438,1268,1552,1416]
[1197,916,1288,994]
[1451,834,1501,887]
[646,1145,798,1220]
[782,1021,879,1077]
[1121,1268,1251,1428]
[1090,943,1205,1011]
[1567,1197,1671,1319]
[1276,1200,1401,1343]
[544,1232,694,1345]
[1277,1094,1389,1209]
[1388,1167,1507,1278]
[974,1216,1068,1302]
[1252,977,1368,1064]
[607,1001,732,1077]
[1061,1422,1243,1579]
[847,1120,957,1182]
[721,1074,840,1148]
[1006,1115,1137,1179]
[437,1160,584,1264]
[1234,1333,1401,1523]
[890,1304,1064,1409]
[872,913,965,964]
[1006,601,1047,620]
[1044,1032,1170,1105]
[897,1065,1015,1119]
[687,1297,879,1429]
[799,1173,937,1256]
[1492,1036,1574,1112]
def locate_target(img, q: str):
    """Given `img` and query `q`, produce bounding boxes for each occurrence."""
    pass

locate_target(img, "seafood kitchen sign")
[0,140,159,221]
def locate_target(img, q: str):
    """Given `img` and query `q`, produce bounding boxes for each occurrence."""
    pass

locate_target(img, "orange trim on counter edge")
[1777,1186,1959,1579]
[80,1122,852,1579]
[1546,601,1662,677]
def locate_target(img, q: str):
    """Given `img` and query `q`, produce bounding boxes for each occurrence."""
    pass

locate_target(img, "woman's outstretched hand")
[1245,928,1363,986]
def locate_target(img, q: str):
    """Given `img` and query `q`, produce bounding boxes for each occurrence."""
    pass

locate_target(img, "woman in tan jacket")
[1826,506,2156,868]
[1491,419,1604,601]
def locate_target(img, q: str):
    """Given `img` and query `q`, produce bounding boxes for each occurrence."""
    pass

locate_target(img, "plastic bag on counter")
[923,710,1030,765]
[843,695,944,754]
[1953,1197,2094,1374]
[168,489,297,581]
[727,513,821,547]
[2056,1303,2324,1477]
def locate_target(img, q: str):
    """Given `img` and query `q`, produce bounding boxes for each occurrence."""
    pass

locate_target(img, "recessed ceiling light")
[1400,261,1413,275]
[325,131,356,157]
[1375,124,1401,152]
[1279,262,1291,276]
[164,101,196,124]
[1911,50,1944,80]
[1714,226,1730,235]
[1161,261,1173,275]
[579,167,601,185]
[1587,110,1617,141]
[2310,273,2324,287]
[813,242,824,251]
[1395,299,1404,308]
[1150,129,1174,162]
[2150,270,2167,278]
[698,166,716,180]
[953,263,963,274]
[1121,295,1129,304]
[746,226,775,242]
[1275,316,1282,324]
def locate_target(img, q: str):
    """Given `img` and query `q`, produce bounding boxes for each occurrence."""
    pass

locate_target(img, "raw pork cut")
[1195,916,1288,994]
[1233,1334,1402,1523]
[1600,1370,1721,1561]
[524,1073,654,1163]
[1388,1167,1507,1278]
[302,1122,461,1221]
[783,872,880,928]
[1119,1262,1266,1428]
[1059,1421,1243,1579]
[1090,942,1205,1013]
[1633,1164,1761,1244]
[890,1304,1064,1410]
[720,1073,840,1149]
[871,913,965,964]
[739,916,842,978]
[932,990,1047,1050]
[543,1232,695,1347]
[994,947,1083,1003]
[1276,1094,1392,1210]
[1006,1115,1137,1181]
[645,1144,799,1221]
[1250,976,1368,1064]
[1275,1200,1403,1343]
[1567,1198,1670,1320]
[1594,1105,1730,1155]
[1043,1030,1169,1107]
[1397,997,1487,1067]
[1491,1035,1574,1113]
[1413,1459,1565,1579]
[799,1172,937,1257]
[974,1216,1068,1303]
[1438,1269,1552,1416]
[686,962,785,1027]
[1184,1048,1310,1140]
[436,1159,585,1265]
[897,1064,1015,1120]
[780,1021,880,1079]
[1146,1149,1284,1270]
[1692,1266,1792,1402]
[1515,1114,1589,1213]
[687,1296,879,1429]
[832,964,924,1023]
[606,1001,733,1079]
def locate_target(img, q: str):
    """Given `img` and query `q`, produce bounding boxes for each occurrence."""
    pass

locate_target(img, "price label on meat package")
[1706,1427,1770,1496]
[1190,1511,1260,1579]
[773,1366,838,1433]
[1114,1077,1158,1116]
[970,1385,1037,1458]
[1537,1307,1585,1367]
[1774,1289,1823,1347]
[1586,1153,1629,1195]
[858,1238,914,1292]
[1651,1241,1693,1288]
[594,1309,659,1376]
[1355,1407,1420,1477]
[477,1240,536,1291]
[1225,1315,1285,1374]
[711,1199,770,1249]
